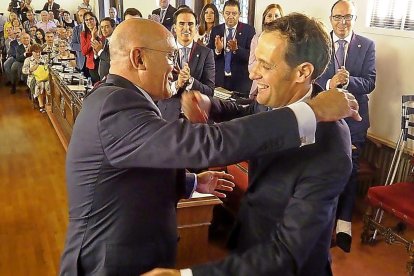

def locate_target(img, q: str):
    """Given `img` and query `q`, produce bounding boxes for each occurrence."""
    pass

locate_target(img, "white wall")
[255,0,414,147]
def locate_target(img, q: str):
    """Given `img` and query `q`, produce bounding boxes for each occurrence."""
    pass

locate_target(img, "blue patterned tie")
[224,28,234,75]
[181,47,189,68]
[335,39,346,71]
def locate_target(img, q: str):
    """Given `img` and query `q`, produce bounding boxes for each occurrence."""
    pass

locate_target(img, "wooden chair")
[362,95,414,275]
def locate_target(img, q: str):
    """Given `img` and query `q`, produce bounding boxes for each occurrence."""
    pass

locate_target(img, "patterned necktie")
[224,28,234,75]
[335,39,346,70]
[181,47,189,67]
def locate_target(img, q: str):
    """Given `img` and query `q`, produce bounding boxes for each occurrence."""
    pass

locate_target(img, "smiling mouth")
[257,83,269,90]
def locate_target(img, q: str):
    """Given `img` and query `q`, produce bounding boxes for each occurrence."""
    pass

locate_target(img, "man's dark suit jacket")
[157,42,215,121]
[59,74,307,275]
[192,84,353,276]
[98,39,110,79]
[152,5,177,31]
[43,1,60,19]
[316,32,376,135]
[207,22,255,96]
[7,40,19,58]
[15,44,28,63]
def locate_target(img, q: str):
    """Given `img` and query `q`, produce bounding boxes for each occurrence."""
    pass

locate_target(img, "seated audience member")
[65,27,73,42]
[144,13,354,276]
[4,26,15,53]
[3,12,18,40]
[62,11,77,28]
[4,27,22,85]
[157,7,215,121]
[70,8,87,71]
[196,3,219,46]
[90,17,114,79]
[78,0,92,12]
[48,11,60,27]
[124,8,142,20]
[29,26,37,41]
[43,31,58,60]
[248,3,283,99]
[54,40,76,67]
[152,0,177,30]
[23,10,37,33]
[20,0,34,23]
[109,7,121,24]
[207,0,256,97]
[80,11,100,83]
[11,18,22,30]
[0,14,6,45]
[34,28,46,46]
[22,44,50,112]
[43,0,60,20]
[10,32,31,94]
[56,26,67,41]
[8,1,22,19]
[37,10,57,32]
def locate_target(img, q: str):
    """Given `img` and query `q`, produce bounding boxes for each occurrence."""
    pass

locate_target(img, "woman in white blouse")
[22,44,50,113]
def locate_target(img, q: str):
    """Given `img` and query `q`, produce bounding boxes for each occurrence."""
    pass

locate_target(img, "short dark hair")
[101,17,116,28]
[124,8,142,18]
[223,0,240,12]
[173,7,198,25]
[263,13,332,80]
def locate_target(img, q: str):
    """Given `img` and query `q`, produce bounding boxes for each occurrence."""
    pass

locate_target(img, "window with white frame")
[369,0,414,31]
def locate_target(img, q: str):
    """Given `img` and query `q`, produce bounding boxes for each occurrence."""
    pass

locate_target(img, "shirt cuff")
[97,49,103,56]
[326,79,331,90]
[215,49,222,55]
[186,77,194,90]
[180,268,193,276]
[287,101,316,146]
[185,173,197,198]
[171,81,178,95]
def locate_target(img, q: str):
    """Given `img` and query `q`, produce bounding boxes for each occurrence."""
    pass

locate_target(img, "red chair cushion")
[367,182,414,227]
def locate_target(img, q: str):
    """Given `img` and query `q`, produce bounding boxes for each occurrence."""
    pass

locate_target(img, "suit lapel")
[189,43,200,74]
[345,33,358,69]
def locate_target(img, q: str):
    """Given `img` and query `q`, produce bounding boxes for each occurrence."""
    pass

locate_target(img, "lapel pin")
[358,44,361,48]
[196,54,199,58]
[239,32,242,35]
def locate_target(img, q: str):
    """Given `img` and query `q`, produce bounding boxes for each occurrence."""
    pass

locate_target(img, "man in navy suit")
[59,18,360,275]
[152,0,177,31]
[144,13,360,276]
[157,7,215,121]
[207,0,255,97]
[70,8,87,71]
[316,0,376,253]
[91,17,115,80]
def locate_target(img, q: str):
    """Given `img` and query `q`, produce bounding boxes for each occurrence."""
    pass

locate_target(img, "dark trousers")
[336,131,367,221]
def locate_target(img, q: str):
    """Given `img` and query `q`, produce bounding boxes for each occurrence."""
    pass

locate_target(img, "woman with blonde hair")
[248,4,284,98]
[54,40,76,68]
[22,44,50,113]
[196,3,219,46]
[3,12,18,39]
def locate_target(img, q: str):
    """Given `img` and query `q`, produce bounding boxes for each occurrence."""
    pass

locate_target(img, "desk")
[46,68,222,268]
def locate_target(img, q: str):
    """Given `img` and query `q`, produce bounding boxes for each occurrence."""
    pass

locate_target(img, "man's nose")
[249,62,261,80]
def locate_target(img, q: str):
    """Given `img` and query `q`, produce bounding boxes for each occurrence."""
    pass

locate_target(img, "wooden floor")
[0,77,411,275]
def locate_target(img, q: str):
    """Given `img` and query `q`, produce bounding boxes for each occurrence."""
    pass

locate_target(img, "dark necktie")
[224,28,234,75]
[335,39,346,70]
[160,9,166,23]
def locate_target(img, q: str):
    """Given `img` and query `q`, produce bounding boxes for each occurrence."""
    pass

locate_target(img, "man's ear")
[130,48,146,70]
[295,62,314,83]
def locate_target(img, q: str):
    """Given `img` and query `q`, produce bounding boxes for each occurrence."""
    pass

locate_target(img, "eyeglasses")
[331,14,355,22]
[135,47,179,66]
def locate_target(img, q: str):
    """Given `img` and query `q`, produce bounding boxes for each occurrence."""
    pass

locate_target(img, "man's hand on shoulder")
[307,89,362,122]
